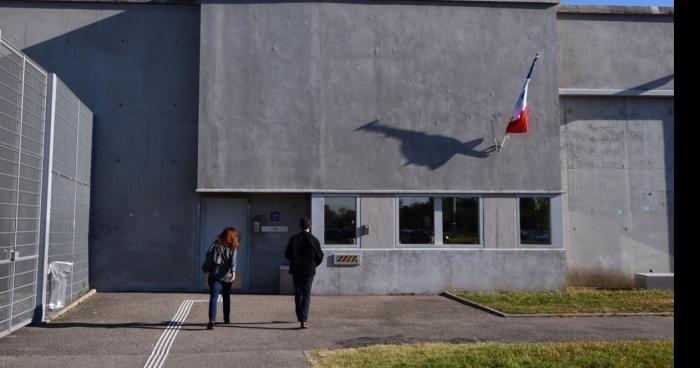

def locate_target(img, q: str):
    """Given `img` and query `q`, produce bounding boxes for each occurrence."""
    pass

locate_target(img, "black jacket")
[285,231,324,275]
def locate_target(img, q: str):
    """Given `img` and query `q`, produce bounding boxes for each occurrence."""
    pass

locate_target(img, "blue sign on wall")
[271,211,280,222]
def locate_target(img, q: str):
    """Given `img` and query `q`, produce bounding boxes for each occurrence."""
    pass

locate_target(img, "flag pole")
[499,134,509,151]
[500,53,539,152]
[490,115,501,150]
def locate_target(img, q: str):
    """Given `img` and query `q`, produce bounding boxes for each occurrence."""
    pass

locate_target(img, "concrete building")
[0,0,673,307]
[557,5,673,287]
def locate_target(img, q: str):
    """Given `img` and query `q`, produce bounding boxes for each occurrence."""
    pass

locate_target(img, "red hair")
[218,227,240,250]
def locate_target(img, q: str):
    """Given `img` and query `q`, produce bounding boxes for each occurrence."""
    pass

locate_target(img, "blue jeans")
[292,274,314,322]
[208,277,232,322]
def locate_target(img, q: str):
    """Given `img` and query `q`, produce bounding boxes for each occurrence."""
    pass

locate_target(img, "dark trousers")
[292,273,314,322]
[208,277,232,322]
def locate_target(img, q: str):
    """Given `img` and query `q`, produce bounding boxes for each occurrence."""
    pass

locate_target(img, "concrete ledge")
[45,289,97,323]
[635,273,674,290]
[441,291,673,318]
[558,5,673,15]
[559,88,673,97]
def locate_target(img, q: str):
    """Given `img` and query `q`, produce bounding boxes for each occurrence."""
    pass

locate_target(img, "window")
[324,197,357,245]
[442,197,479,244]
[519,197,551,245]
[397,196,481,246]
[399,197,434,244]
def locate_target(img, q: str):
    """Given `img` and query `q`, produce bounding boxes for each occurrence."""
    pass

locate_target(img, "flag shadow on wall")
[355,120,493,171]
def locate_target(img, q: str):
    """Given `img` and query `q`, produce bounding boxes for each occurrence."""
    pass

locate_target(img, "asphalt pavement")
[0,292,674,368]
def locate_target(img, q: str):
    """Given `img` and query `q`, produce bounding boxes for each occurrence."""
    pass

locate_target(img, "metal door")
[249,194,309,293]
[199,198,249,291]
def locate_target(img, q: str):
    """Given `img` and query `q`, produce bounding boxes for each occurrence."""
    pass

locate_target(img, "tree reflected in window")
[520,197,551,244]
[399,197,434,244]
[324,197,356,245]
[443,197,479,244]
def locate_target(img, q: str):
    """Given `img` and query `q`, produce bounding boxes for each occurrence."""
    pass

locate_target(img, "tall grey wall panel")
[561,96,673,287]
[45,78,93,316]
[0,4,200,291]
[557,9,673,287]
[199,1,562,193]
[557,10,673,91]
[0,36,47,337]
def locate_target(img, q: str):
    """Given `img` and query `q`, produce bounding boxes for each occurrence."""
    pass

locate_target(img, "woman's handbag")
[201,242,222,273]
[201,255,216,273]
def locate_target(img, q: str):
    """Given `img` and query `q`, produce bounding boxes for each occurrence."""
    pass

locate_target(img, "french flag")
[506,54,539,134]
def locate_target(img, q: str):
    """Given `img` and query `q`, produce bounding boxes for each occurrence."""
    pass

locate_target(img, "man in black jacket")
[285,217,324,329]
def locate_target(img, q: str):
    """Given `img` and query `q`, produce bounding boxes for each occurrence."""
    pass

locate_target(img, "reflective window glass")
[324,197,357,245]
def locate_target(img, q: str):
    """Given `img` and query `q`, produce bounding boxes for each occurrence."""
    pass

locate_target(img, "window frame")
[395,194,483,248]
[515,194,563,249]
[312,194,361,248]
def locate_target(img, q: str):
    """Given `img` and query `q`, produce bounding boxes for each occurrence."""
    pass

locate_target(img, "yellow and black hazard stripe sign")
[334,254,360,265]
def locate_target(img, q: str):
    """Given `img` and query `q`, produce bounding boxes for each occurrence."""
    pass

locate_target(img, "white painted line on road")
[143,297,222,368]
[143,299,193,368]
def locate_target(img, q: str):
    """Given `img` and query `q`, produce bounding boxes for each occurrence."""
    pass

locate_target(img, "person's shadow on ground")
[31,320,299,331]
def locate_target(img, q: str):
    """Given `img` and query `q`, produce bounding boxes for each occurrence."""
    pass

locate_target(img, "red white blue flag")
[506,54,539,134]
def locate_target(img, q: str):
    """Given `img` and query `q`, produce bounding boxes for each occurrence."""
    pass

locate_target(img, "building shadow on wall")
[355,120,493,171]
[11,4,201,291]
[613,74,674,96]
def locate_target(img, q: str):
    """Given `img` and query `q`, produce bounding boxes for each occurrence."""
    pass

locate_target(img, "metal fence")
[45,77,92,316]
[0,35,48,337]
[0,31,93,336]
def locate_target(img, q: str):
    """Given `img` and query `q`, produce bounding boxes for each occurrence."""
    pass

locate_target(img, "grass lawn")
[452,288,674,314]
[309,340,673,368]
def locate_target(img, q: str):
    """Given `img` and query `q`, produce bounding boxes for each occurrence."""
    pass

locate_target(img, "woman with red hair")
[205,227,239,330]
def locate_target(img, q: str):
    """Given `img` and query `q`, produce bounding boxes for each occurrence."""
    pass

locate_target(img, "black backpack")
[201,242,222,273]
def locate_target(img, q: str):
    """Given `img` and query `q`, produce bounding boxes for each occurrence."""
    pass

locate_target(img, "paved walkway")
[0,293,674,368]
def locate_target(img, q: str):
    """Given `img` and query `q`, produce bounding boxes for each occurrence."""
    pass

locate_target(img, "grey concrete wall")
[358,195,395,249]
[557,9,674,91]
[482,196,517,248]
[560,96,673,287]
[314,249,567,294]
[311,192,565,293]
[199,1,562,193]
[0,3,201,291]
[0,1,674,293]
[557,8,674,287]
